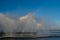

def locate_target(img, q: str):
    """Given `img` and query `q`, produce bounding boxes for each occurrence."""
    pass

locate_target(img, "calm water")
[37,38,60,40]
[16,37,60,40]
[1,37,60,40]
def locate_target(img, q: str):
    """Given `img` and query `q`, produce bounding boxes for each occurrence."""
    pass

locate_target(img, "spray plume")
[0,13,59,37]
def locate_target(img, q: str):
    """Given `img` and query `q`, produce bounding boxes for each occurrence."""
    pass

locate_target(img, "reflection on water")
[37,38,60,40]
[15,36,60,40]
[1,37,60,40]
[16,38,60,40]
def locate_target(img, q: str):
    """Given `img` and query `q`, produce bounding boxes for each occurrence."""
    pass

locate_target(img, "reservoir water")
[16,37,60,40]
[37,37,60,40]
[1,37,60,40]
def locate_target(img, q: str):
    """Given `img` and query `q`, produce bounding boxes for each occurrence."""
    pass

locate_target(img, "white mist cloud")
[16,13,42,32]
[0,13,59,37]
[0,13,18,33]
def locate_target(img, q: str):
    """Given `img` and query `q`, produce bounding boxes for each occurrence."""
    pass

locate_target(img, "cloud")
[0,13,18,33]
[16,13,42,32]
[0,13,59,37]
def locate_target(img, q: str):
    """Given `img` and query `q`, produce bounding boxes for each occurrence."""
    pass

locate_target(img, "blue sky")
[0,0,60,22]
